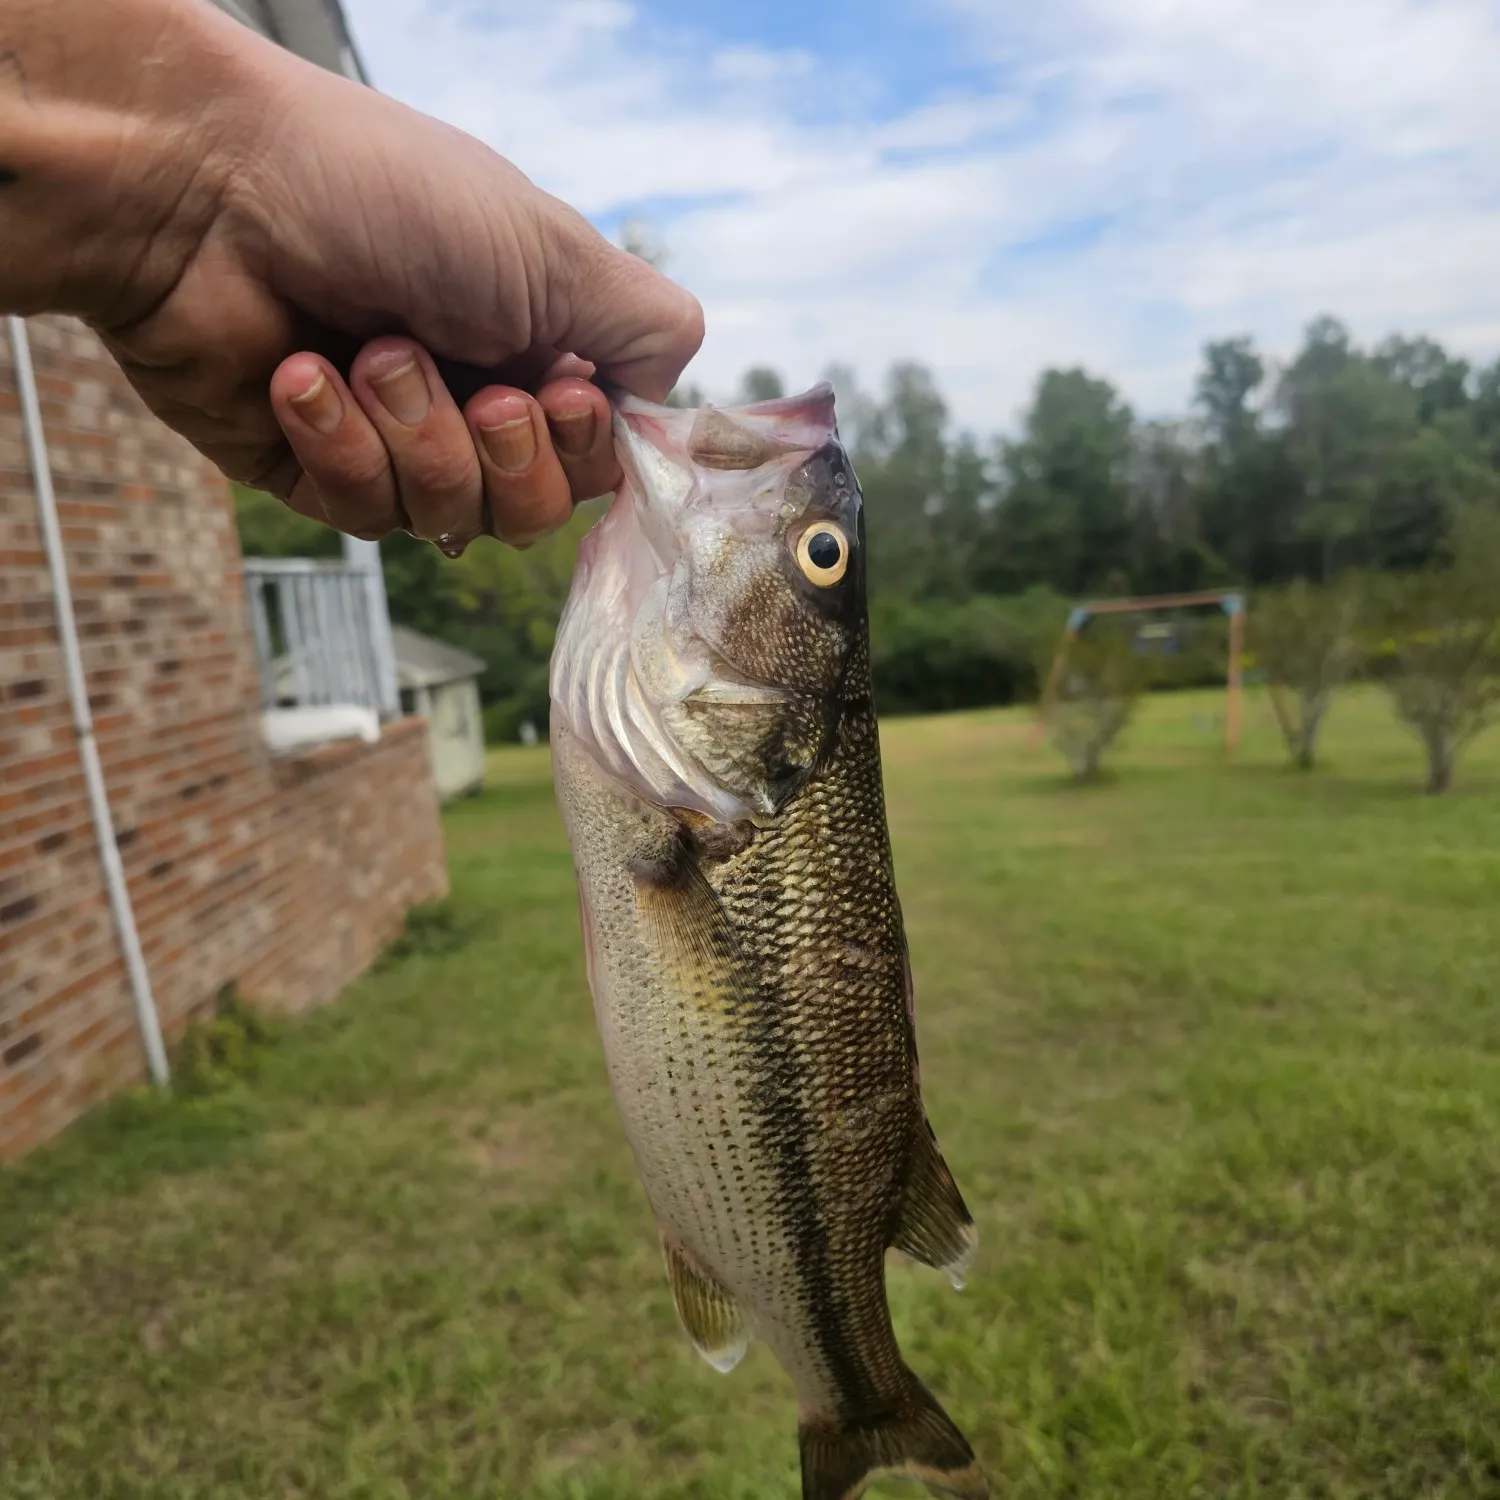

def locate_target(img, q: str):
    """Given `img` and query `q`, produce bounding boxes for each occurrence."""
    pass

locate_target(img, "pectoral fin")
[663,1238,748,1374]
[631,828,758,1018]
[893,1122,979,1291]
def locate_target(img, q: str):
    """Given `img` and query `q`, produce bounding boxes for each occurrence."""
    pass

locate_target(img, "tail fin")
[798,1374,988,1500]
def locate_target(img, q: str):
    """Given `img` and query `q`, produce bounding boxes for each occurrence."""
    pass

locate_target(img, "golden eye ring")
[795,523,849,587]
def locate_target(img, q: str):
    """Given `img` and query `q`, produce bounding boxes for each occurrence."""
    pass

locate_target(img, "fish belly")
[553,725,838,1399]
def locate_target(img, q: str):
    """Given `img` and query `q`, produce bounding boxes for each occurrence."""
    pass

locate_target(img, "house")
[0,0,447,1160]
[392,628,487,802]
[261,615,485,803]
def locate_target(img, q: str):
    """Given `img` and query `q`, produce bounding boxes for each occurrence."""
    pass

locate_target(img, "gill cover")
[549,383,862,822]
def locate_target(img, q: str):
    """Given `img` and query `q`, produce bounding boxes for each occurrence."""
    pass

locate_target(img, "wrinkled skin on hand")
[30,0,703,551]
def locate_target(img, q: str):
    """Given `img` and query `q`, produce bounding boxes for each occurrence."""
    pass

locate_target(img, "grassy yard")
[3,687,1500,1499]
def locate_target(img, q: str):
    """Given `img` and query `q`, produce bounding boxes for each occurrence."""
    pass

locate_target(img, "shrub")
[1252,578,1361,769]
[175,986,280,1096]
[1045,622,1150,781]
[1373,508,1500,794]
[869,587,1069,716]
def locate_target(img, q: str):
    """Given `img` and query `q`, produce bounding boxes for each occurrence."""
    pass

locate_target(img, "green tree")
[232,483,340,559]
[449,503,606,738]
[1124,420,1217,593]
[1045,621,1149,781]
[1373,335,1471,426]
[981,368,1134,596]
[1376,507,1500,794]
[934,432,993,590]
[855,361,954,598]
[1276,319,1496,577]
[1194,335,1302,585]
[1196,336,1265,451]
[1252,579,1361,770]
[739,366,785,403]
[1471,356,1500,467]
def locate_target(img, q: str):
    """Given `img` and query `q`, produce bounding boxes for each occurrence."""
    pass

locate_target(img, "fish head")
[550,382,865,823]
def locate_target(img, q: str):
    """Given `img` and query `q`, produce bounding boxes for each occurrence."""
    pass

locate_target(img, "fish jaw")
[550,382,858,822]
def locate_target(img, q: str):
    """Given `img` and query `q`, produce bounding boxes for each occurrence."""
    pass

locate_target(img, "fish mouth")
[551,382,843,822]
[608,381,841,541]
[683,678,790,708]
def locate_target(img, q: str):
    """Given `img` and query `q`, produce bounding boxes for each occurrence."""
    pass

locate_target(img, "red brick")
[1,315,448,1160]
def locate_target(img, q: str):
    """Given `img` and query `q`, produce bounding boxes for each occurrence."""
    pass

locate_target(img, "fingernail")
[552,408,597,457]
[289,372,341,435]
[480,417,536,473]
[371,358,431,426]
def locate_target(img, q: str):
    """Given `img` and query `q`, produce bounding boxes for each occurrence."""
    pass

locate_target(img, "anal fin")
[893,1121,979,1291]
[663,1239,748,1374]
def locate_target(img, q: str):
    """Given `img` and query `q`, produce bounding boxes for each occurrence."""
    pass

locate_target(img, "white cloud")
[344,0,1500,432]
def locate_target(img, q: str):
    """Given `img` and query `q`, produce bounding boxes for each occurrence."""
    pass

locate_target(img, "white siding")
[426,679,485,801]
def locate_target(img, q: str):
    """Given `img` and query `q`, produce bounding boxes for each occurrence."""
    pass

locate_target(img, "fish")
[548,381,987,1500]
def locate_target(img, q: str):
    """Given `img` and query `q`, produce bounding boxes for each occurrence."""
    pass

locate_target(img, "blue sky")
[626,0,1000,121]
[343,0,1500,432]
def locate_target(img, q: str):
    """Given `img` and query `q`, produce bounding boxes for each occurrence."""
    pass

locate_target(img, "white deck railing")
[243,557,399,718]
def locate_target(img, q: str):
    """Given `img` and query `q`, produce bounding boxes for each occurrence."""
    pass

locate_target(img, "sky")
[342,0,1500,434]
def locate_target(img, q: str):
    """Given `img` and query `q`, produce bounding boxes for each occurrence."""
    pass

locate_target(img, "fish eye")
[795,523,849,587]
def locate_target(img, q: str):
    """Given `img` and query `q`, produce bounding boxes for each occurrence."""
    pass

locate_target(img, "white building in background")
[392,628,487,802]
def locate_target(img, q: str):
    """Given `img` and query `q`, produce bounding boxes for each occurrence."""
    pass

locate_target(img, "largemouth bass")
[549,382,987,1500]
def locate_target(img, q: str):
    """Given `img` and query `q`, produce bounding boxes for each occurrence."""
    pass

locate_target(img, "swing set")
[1030,589,1248,752]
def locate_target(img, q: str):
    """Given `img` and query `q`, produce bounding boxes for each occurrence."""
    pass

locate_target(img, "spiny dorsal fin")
[893,1121,978,1291]
[662,1238,748,1374]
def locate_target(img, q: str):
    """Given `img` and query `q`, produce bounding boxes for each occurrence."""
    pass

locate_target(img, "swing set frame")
[1030,589,1248,752]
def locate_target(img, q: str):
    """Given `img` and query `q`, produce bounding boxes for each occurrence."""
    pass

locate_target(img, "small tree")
[1045,623,1150,781]
[1252,579,1360,770]
[1378,508,1500,794]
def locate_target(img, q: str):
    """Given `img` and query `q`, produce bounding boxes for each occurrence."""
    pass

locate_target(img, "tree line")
[234,314,1500,749]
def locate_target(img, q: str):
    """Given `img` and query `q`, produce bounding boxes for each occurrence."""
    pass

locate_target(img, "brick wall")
[242,718,446,1010]
[0,316,448,1161]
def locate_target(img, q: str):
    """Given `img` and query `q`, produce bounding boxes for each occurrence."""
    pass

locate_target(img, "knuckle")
[317,443,392,495]
[673,291,706,357]
[487,482,570,545]
[392,440,482,517]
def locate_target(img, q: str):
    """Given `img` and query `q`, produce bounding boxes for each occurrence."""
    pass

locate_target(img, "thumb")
[536,202,704,404]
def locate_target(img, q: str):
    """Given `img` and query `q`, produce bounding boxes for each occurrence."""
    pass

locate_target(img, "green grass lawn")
[4,687,1500,1499]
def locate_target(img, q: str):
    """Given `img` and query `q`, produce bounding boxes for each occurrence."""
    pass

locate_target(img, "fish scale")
[550,383,987,1500]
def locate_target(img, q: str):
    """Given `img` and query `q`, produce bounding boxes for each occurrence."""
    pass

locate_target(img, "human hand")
[1,0,702,551]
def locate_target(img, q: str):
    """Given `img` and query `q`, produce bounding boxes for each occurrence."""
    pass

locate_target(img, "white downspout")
[6,316,171,1086]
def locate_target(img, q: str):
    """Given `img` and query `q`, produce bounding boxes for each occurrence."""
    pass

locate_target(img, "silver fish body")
[550,384,986,1500]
